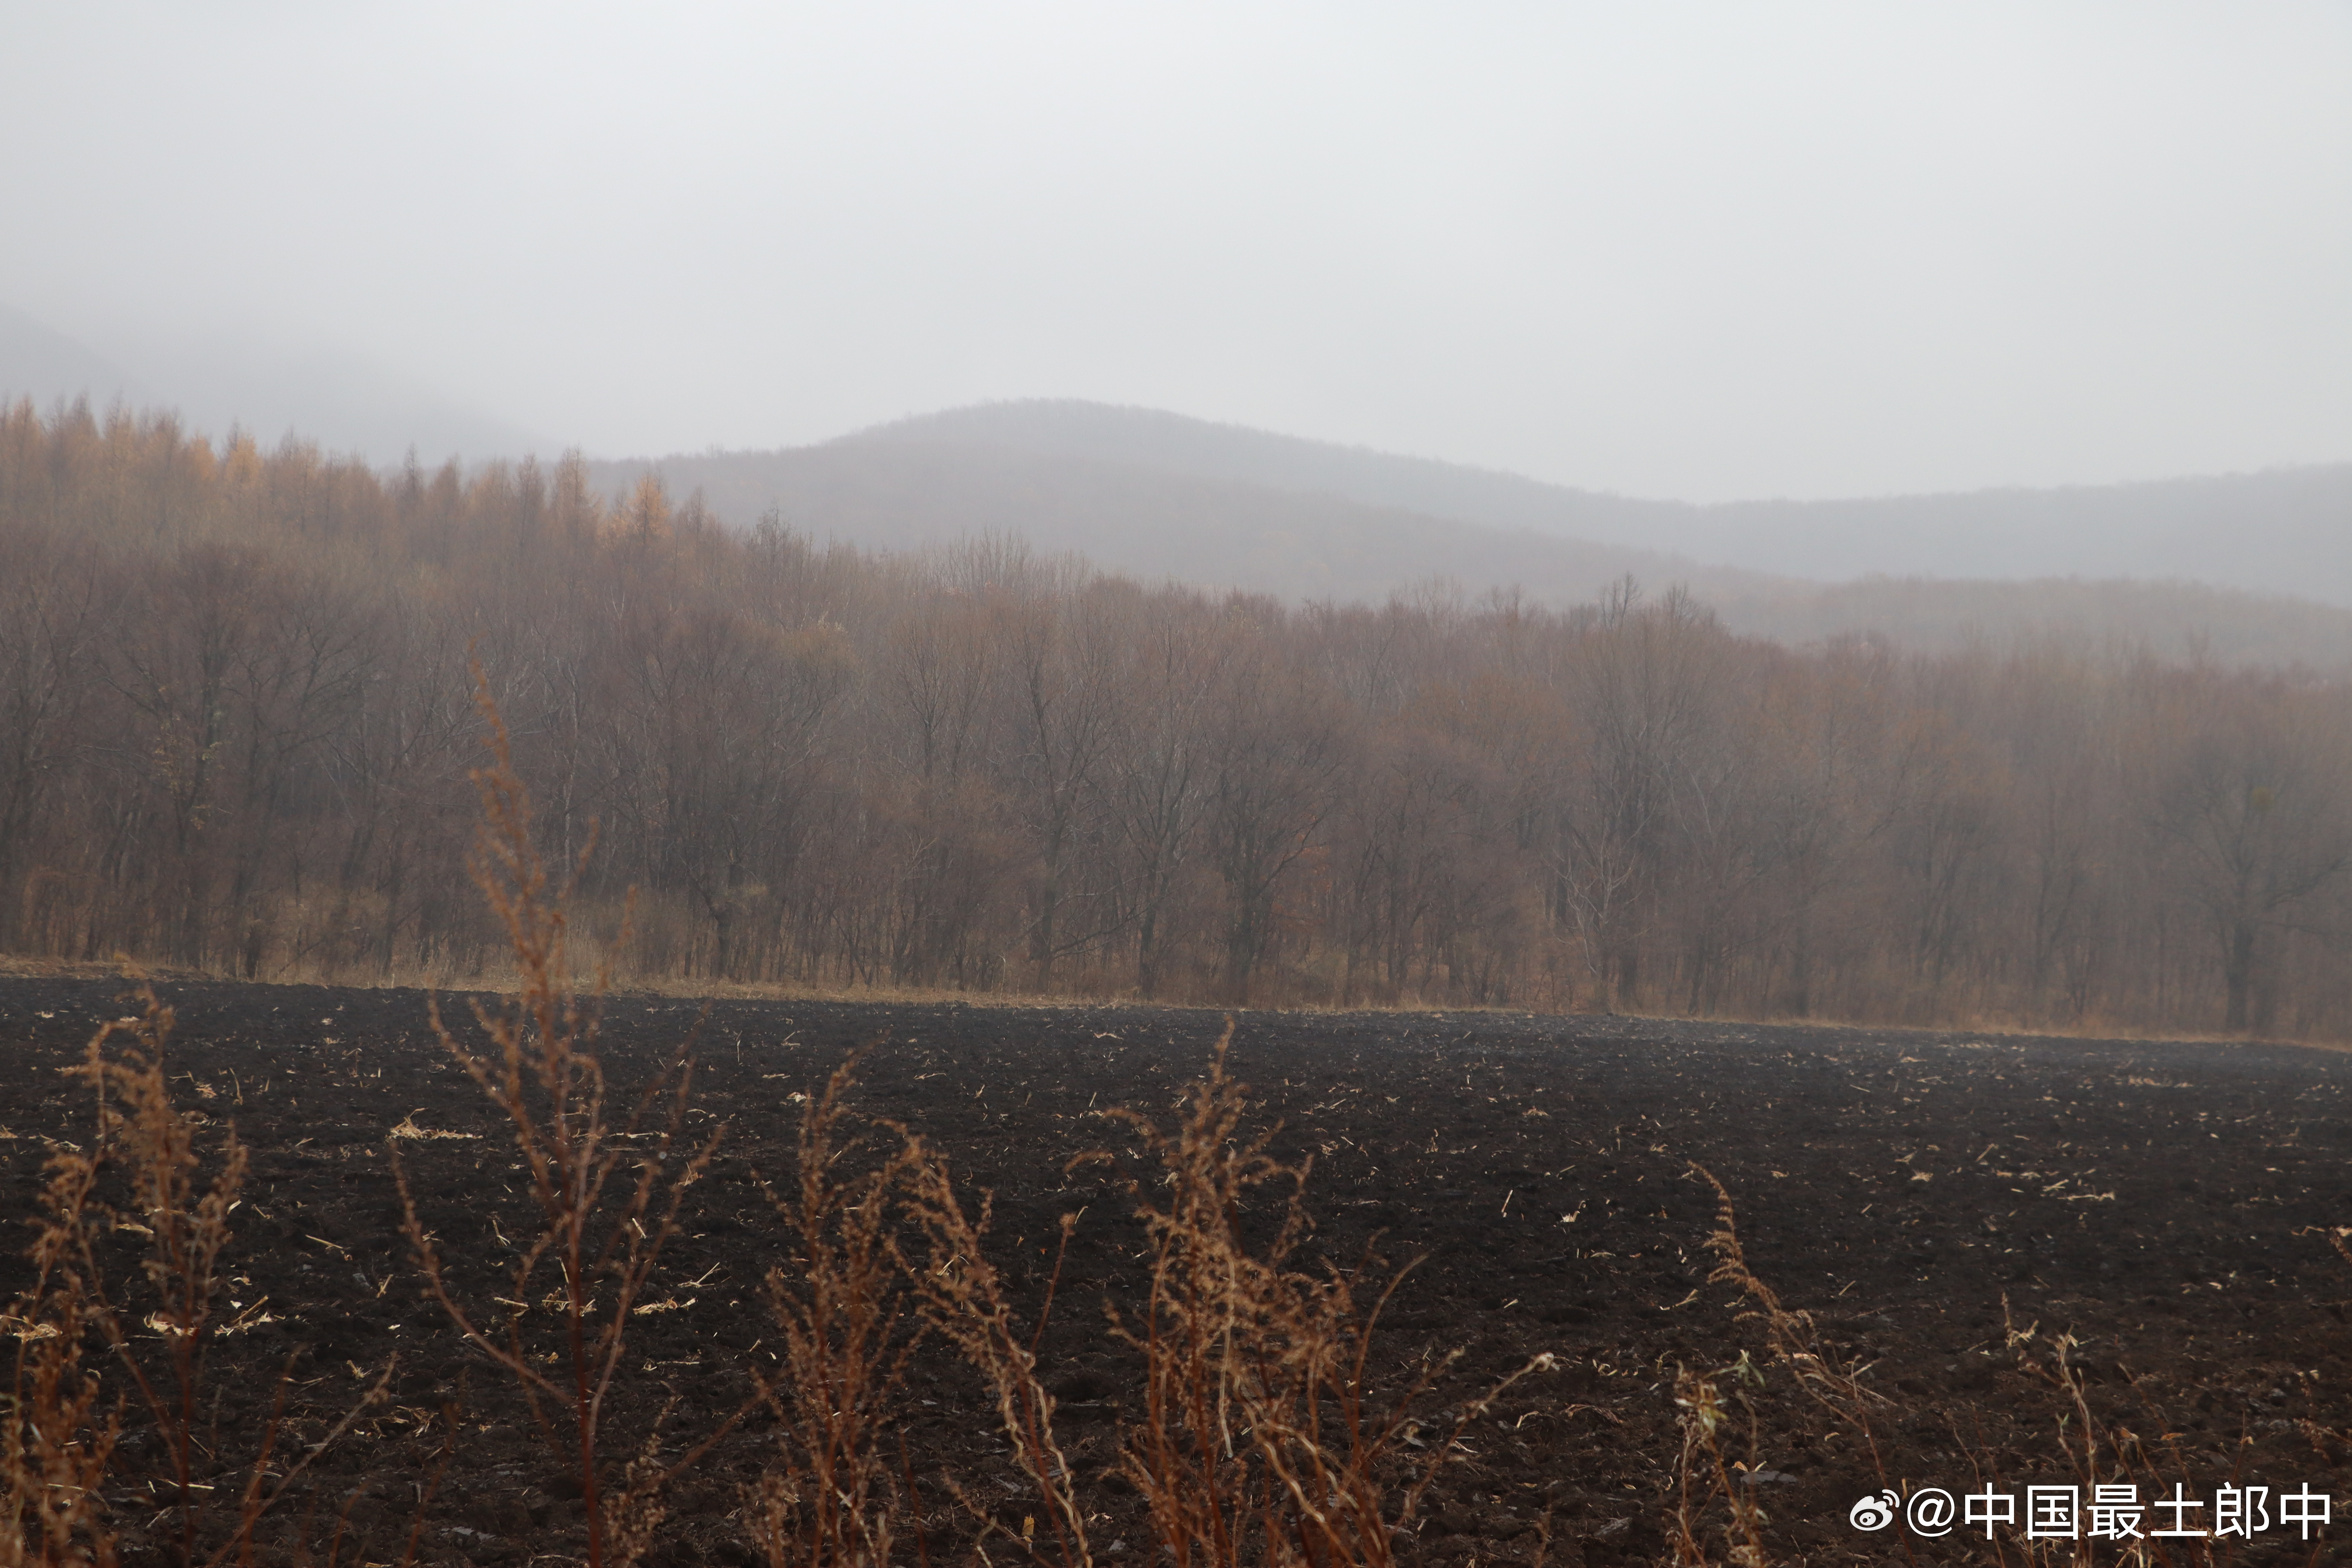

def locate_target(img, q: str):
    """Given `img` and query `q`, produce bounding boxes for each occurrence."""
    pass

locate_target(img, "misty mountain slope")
[849,400,2352,608]
[1696,470,2352,604]
[1714,575,2352,671]
[0,302,546,464]
[597,420,2352,670]
[588,437,1777,608]
[594,406,2352,669]
[0,302,146,407]
[849,398,1694,543]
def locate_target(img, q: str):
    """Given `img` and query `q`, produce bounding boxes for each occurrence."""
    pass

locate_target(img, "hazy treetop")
[3,2,2347,501]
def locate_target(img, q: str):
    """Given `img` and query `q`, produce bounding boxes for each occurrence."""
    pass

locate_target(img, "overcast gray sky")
[4,2,2347,501]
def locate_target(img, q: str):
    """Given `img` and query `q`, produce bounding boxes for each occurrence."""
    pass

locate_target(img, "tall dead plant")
[1100,1025,1553,1568]
[1691,1166,1887,1456]
[910,1023,1551,1568]
[394,678,727,1568]
[748,1054,931,1568]
[1676,1165,1893,1568]
[4,1071,121,1568]
[903,1166,1094,1568]
[1666,1355,1771,1568]
[7,991,385,1568]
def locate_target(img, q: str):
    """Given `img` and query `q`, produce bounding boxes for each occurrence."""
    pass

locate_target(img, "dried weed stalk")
[1095,1025,1550,1568]
[749,1055,930,1568]
[1692,1166,1888,1454]
[1984,1304,2258,1568]
[394,680,726,1568]
[904,1163,1093,1568]
[7,991,385,1568]
[1667,1355,1771,1568]
[4,1085,120,1568]
[1673,1165,1898,1568]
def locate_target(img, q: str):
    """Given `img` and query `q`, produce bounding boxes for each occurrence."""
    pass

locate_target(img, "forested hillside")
[7,399,2352,1036]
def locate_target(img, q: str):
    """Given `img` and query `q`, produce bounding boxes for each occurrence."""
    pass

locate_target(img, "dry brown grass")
[900,1024,1555,1568]
[1099,1026,1555,1568]
[1669,1168,2348,1568]
[4,1068,120,1568]
[902,1154,1097,1568]
[1961,1304,2306,1568]
[746,1053,931,1568]
[393,678,730,1568]
[4,991,387,1568]
[1671,1167,1892,1568]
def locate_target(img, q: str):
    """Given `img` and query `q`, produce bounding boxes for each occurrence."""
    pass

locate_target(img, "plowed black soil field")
[5,977,2349,1566]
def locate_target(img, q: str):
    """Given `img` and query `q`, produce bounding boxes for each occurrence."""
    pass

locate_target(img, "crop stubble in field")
[4,978,2348,1564]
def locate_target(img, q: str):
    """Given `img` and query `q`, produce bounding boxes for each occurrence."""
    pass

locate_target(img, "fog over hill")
[595,400,2352,670]
[7,296,2345,668]
[0,302,144,407]
[842,401,2352,608]
[591,436,1778,612]
[0,302,546,465]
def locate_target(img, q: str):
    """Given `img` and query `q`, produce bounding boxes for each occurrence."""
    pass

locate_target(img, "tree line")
[5,399,2351,1036]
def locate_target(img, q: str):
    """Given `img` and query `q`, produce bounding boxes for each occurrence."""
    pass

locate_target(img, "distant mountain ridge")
[589,434,1779,612]
[592,400,2352,670]
[844,399,1692,542]
[843,400,2352,608]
